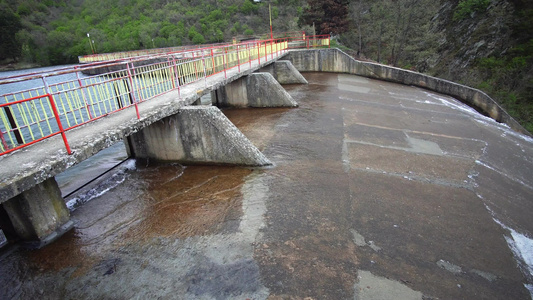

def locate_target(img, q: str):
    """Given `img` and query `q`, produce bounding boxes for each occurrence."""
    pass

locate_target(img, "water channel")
[1,71,533,299]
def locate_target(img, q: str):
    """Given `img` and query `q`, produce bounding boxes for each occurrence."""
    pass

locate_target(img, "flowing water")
[1,72,533,299]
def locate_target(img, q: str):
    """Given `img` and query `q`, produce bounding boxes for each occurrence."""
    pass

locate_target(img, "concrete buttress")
[259,60,308,84]
[126,106,272,166]
[214,72,298,108]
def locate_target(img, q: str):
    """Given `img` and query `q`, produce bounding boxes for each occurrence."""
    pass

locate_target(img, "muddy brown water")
[1,72,532,299]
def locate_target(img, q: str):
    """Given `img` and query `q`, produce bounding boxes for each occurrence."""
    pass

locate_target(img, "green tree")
[240,0,257,15]
[191,32,206,44]
[300,0,349,34]
[453,0,491,21]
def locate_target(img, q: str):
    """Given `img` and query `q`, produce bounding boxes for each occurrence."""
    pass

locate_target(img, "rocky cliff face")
[430,0,515,82]
[424,0,532,132]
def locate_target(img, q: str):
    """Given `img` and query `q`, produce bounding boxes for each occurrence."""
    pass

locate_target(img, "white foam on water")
[525,284,533,299]
[423,91,481,116]
[490,217,533,299]
[481,204,533,298]
[507,229,533,276]
[66,161,136,211]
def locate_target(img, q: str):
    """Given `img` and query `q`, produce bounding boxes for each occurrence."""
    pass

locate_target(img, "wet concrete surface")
[1,72,533,299]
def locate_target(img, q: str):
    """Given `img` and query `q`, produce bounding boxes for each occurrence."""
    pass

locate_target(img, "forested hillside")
[0,0,306,66]
[0,0,531,132]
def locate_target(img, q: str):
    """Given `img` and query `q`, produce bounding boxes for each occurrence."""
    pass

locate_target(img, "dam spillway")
[1,70,532,299]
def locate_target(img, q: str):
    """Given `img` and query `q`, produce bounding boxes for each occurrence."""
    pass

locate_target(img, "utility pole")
[269,3,273,39]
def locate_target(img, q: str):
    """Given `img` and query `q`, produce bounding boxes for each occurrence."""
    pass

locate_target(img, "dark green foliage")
[0,3,23,62]
[475,39,533,131]
[240,0,257,15]
[300,0,349,34]
[0,0,306,66]
[453,0,491,20]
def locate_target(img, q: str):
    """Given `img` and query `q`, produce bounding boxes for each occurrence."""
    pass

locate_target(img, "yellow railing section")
[78,42,232,63]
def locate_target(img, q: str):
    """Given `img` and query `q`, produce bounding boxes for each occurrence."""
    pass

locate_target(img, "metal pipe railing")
[0,35,329,156]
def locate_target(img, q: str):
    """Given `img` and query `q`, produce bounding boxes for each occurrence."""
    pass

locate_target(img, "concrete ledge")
[259,61,308,84]
[127,106,272,166]
[215,72,298,108]
[286,48,529,136]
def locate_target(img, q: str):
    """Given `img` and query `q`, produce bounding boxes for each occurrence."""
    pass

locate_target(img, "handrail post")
[74,66,93,120]
[237,44,241,73]
[248,43,252,68]
[211,49,215,75]
[257,42,261,65]
[201,49,208,88]
[264,42,267,61]
[47,94,72,155]
[172,55,181,99]
[168,56,176,90]
[270,39,273,60]
[223,47,227,79]
[0,128,8,151]
[126,63,141,119]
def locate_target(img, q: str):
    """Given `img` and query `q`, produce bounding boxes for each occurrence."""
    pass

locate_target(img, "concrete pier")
[126,106,272,166]
[213,73,298,108]
[2,177,74,248]
[259,60,308,84]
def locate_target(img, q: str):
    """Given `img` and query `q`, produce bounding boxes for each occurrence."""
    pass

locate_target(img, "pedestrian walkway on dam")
[0,40,311,247]
[1,70,532,299]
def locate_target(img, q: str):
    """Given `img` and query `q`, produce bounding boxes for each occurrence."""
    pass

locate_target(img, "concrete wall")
[285,49,529,136]
[127,106,272,166]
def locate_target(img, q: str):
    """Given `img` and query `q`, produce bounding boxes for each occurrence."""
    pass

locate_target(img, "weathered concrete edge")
[286,48,530,136]
[0,53,289,204]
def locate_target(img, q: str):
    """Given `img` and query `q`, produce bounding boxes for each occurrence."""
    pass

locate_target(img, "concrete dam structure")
[1,47,532,299]
[0,49,527,246]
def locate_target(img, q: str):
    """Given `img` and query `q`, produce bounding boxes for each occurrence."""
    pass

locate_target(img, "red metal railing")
[0,35,330,156]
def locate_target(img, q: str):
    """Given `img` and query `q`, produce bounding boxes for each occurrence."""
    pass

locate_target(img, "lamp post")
[87,33,95,54]
[269,3,273,40]
[255,0,273,39]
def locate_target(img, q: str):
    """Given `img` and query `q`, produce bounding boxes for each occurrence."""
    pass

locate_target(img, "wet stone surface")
[1,72,533,299]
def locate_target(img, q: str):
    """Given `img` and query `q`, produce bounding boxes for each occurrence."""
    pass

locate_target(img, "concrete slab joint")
[127,106,272,166]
